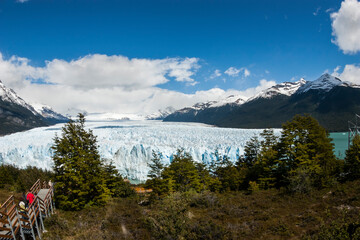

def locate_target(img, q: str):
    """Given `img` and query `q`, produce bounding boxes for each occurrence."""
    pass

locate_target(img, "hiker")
[26,192,35,205]
[22,192,29,208]
[19,200,29,220]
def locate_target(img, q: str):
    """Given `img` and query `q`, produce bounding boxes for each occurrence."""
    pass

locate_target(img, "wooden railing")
[0,179,55,240]
[29,179,41,196]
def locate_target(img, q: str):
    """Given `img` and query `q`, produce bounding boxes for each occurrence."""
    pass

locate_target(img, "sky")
[0,0,360,115]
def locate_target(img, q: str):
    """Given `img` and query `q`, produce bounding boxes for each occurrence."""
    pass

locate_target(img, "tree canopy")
[146,114,342,196]
[52,113,110,210]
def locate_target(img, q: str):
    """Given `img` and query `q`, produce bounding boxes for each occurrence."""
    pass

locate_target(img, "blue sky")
[0,0,359,115]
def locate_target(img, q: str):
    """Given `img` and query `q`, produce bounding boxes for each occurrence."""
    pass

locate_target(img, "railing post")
[32,204,42,240]
[7,215,17,240]
[37,198,45,231]
[15,208,25,240]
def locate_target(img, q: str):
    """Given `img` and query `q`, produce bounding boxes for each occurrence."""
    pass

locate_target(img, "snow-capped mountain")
[0,80,47,135]
[31,103,68,123]
[164,74,360,131]
[297,73,344,94]
[209,95,246,108]
[250,78,306,101]
[0,80,68,135]
[0,80,39,115]
[171,80,305,117]
[146,107,176,120]
[176,95,246,115]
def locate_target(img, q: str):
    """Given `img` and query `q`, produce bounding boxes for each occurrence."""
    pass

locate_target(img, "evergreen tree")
[344,134,360,180]
[145,151,172,196]
[52,113,110,210]
[278,114,337,188]
[161,149,202,192]
[210,153,243,192]
[240,136,260,169]
[256,129,279,189]
[195,162,221,192]
[147,151,164,179]
[103,160,134,198]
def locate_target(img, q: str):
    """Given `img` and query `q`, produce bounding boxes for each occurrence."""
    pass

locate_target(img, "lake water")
[330,132,348,159]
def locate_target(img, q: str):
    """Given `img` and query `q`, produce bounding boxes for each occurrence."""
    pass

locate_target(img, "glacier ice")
[0,120,280,182]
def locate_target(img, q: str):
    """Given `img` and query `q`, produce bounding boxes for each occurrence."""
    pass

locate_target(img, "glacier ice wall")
[0,121,281,182]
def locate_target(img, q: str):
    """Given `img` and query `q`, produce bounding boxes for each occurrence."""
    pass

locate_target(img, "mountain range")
[164,74,360,132]
[1,73,358,135]
[0,80,68,135]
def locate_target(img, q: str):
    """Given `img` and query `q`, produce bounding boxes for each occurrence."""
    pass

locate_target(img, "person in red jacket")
[26,192,35,205]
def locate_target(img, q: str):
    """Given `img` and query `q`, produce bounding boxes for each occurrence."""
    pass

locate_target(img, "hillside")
[164,74,360,132]
[41,180,360,240]
[0,80,68,135]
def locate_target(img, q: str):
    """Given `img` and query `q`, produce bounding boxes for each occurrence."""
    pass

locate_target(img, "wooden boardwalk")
[0,179,54,240]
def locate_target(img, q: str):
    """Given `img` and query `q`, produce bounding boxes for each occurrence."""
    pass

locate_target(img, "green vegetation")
[0,164,52,204]
[344,134,360,181]
[42,180,360,240]
[3,113,360,239]
[146,115,342,196]
[0,164,53,193]
[52,113,134,210]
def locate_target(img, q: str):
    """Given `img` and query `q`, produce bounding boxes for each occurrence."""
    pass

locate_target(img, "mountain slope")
[0,80,67,135]
[146,107,176,120]
[164,95,246,124]
[164,75,360,131]
[32,103,68,124]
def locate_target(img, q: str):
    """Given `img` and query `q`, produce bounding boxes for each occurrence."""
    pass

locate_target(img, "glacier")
[0,120,281,182]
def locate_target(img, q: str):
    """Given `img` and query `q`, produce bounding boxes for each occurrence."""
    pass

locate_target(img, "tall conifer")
[52,113,110,210]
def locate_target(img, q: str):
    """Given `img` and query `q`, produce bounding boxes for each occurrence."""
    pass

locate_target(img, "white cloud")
[225,67,241,76]
[39,55,199,90]
[331,0,360,54]
[333,64,360,84]
[237,79,276,98]
[244,68,250,77]
[224,67,250,78]
[333,65,342,75]
[313,7,321,16]
[210,69,222,79]
[0,53,274,116]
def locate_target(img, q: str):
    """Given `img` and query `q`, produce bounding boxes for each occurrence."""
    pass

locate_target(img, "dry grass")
[43,197,150,240]
[42,180,360,239]
[0,189,21,204]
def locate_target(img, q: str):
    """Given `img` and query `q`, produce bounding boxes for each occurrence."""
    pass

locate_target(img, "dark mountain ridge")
[164,74,360,132]
[0,80,68,135]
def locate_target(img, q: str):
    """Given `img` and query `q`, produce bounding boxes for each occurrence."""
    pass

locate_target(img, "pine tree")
[147,151,164,179]
[161,149,202,192]
[256,129,278,189]
[344,134,360,181]
[103,160,134,198]
[145,151,171,196]
[242,136,260,168]
[278,114,337,188]
[52,113,110,210]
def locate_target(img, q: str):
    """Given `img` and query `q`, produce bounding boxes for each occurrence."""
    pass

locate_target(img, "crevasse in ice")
[0,120,280,182]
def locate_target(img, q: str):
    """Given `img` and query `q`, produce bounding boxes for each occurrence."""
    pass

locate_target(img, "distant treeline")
[0,165,53,192]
